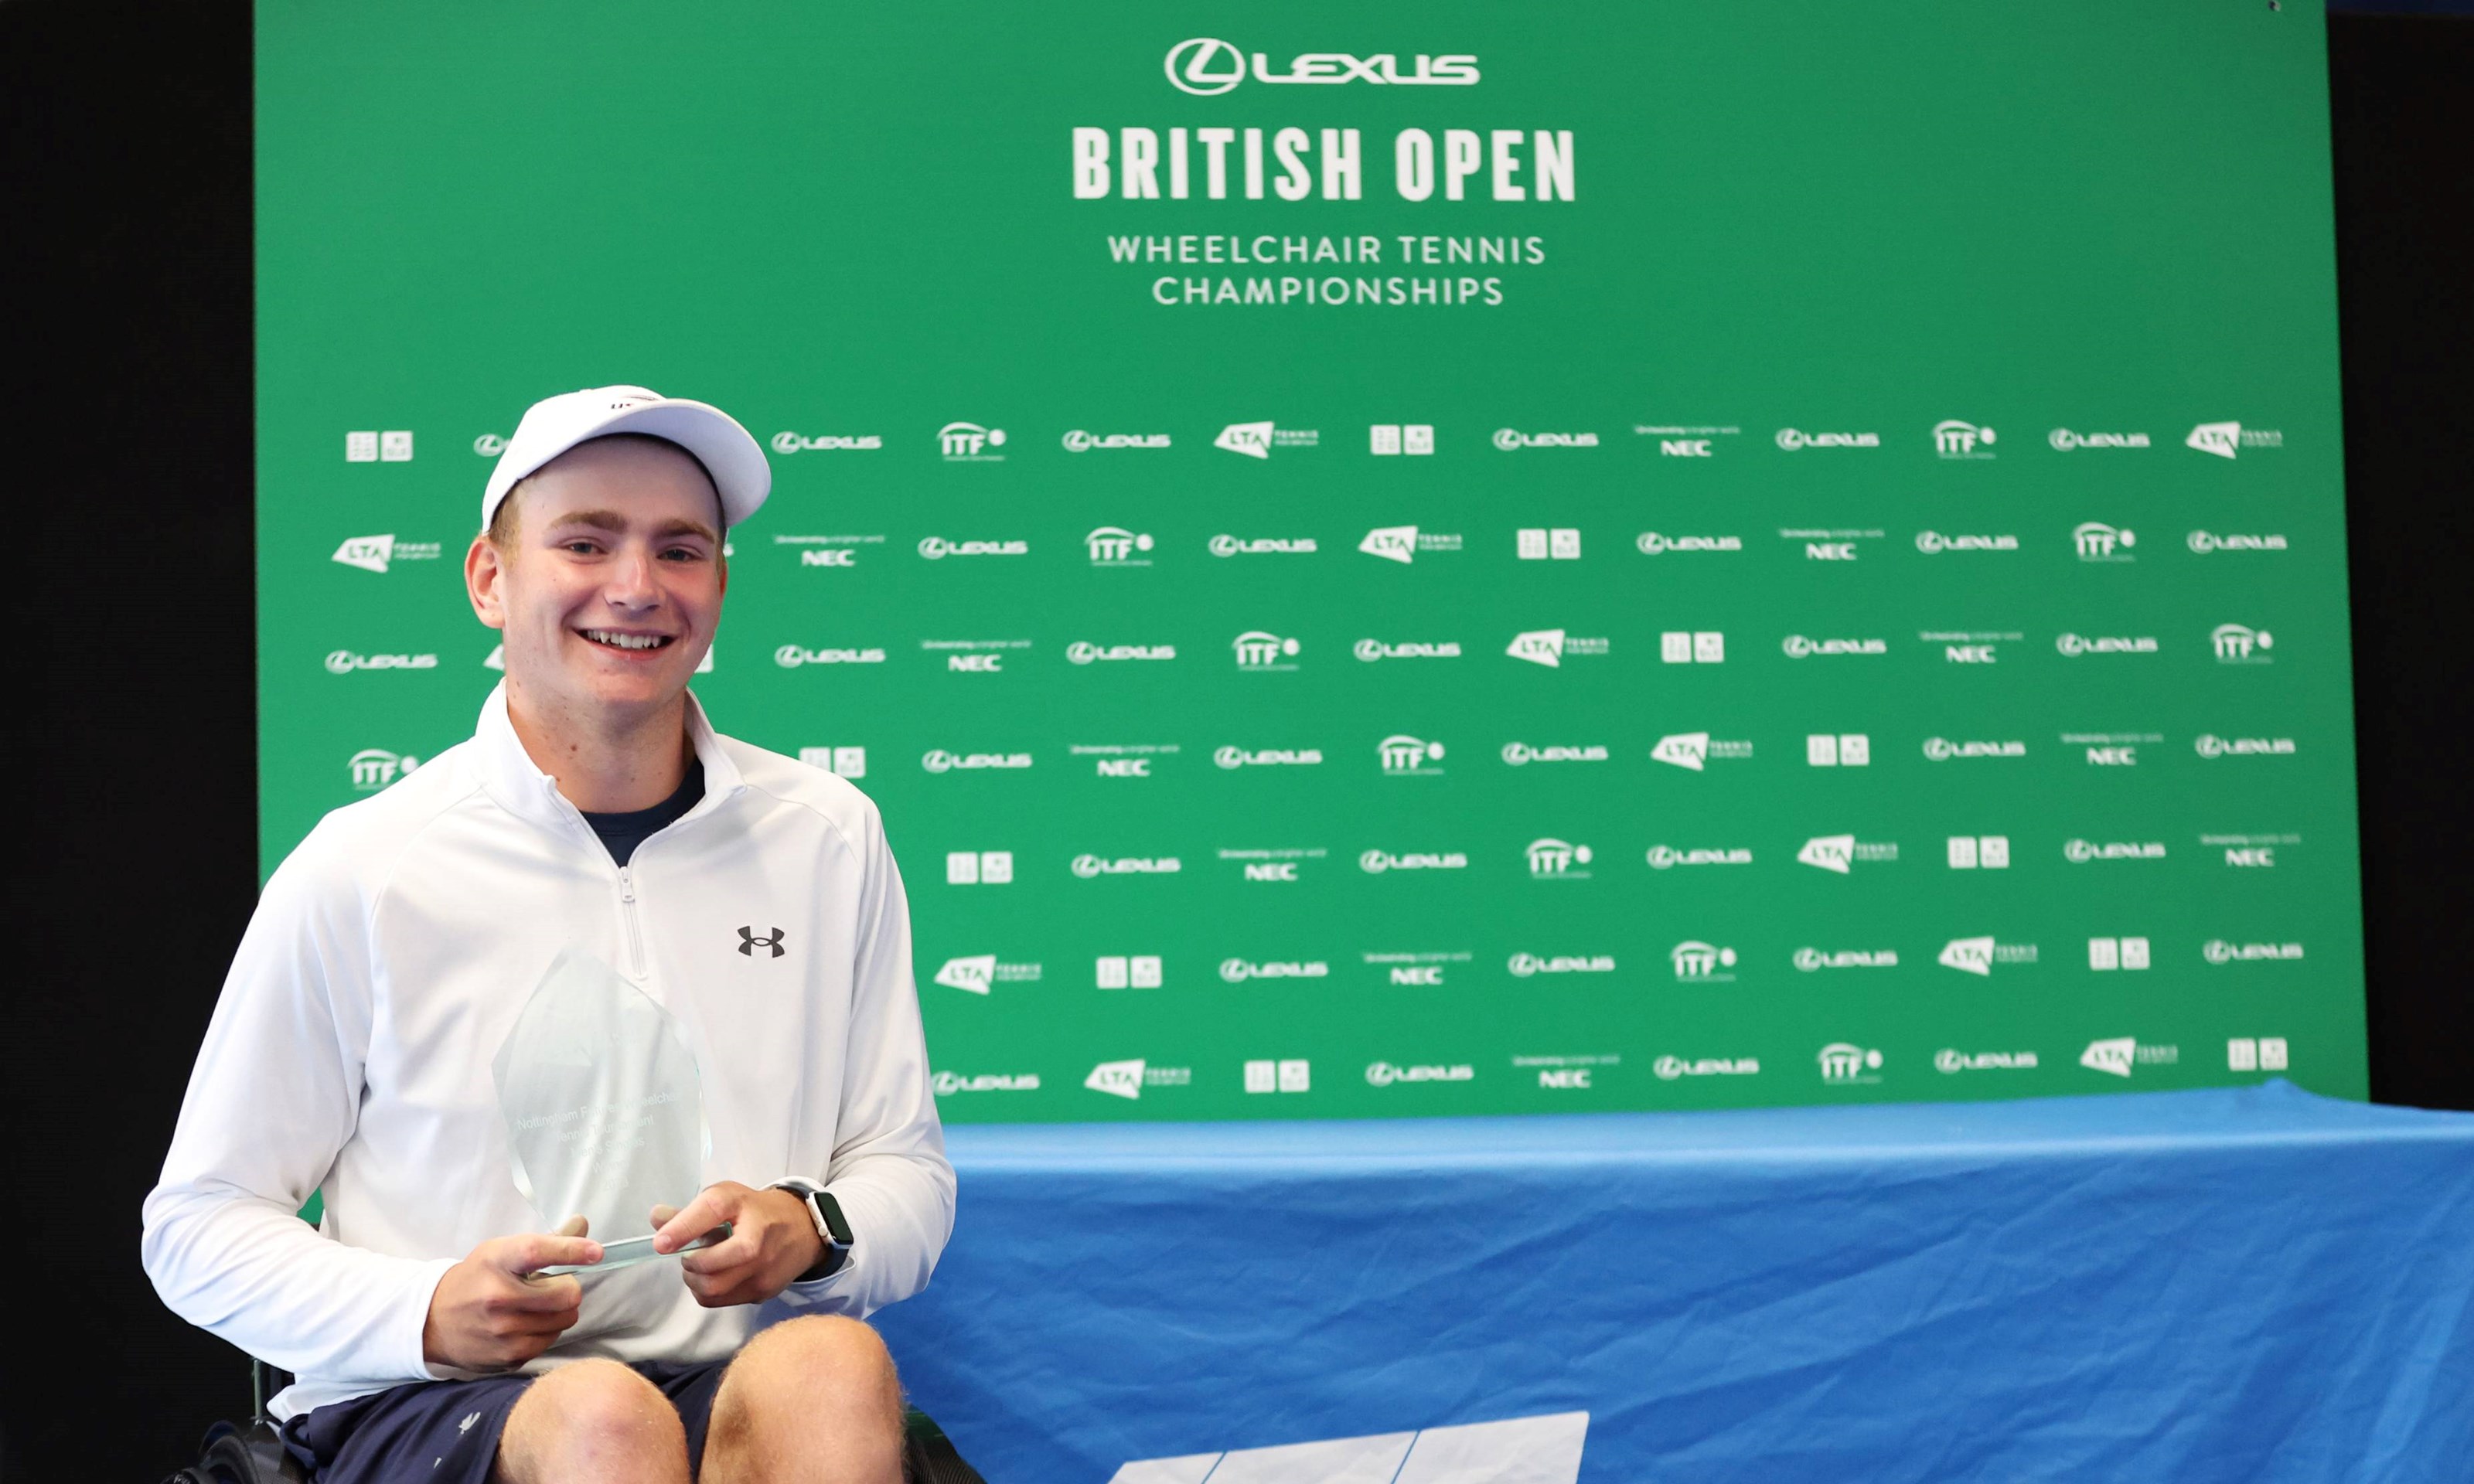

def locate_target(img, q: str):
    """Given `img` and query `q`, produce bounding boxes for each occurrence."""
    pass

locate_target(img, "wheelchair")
[166,1356,985,1483]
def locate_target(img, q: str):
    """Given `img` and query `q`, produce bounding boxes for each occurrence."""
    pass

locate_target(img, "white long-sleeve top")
[142,684,955,1418]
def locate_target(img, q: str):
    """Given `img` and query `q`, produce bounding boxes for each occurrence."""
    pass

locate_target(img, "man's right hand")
[420,1217,602,1370]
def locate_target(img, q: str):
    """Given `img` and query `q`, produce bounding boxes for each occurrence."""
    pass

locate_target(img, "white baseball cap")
[481,385,771,533]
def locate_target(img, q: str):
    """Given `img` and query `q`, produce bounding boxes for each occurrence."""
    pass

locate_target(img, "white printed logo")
[2049,428,2149,451]
[1215,420,1317,457]
[1067,642,1175,665]
[1782,635,1887,658]
[918,536,1027,560]
[1378,734,1447,774]
[1655,1055,1759,1081]
[2210,623,2275,664]
[1818,1043,1884,1084]
[1646,845,1750,870]
[1914,531,2016,553]
[1501,742,1607,766]
[1358,525,1462,562]
[1233,630,1302,670]
[1796,836,1897,873]
[936,422,1006,461]
[347,748,417,791]
[1365,1060,1476,1087]
[2203,940,2305,965]
[325,651,438,673]
[1508,953,1616,977]
[2186,421,2282,458]
[1493,428,1599,450]
[1209,534,1316,556]
[1669,941,1737,980]
[1355,638,1460,662]
[772,431,882,453]
[2080,1037,2178,1077]
[921,750,1032,774]
[2195,733,2297,758]
[1932,420,1996,458]
[2073,522,2136,560]
[931,956,1041,995]
[1774,429,1879,451]
[1936,1050,2038,1073]
[775,644,888,667]
[329,534,438,573]
[1368,424,1435,455]
[1506,629,1608,666]
[1525,838,1593,877]
[1651,732,1753,770]
[1084,526,1156,565]
[1072,855,1182,878]
[1358,848,1468,874]
[1085,1059,1146,1099]
[1923,737,2026,761]
[1636,532,1743,555]
[932,1071,1039,1094]
[1220,958,1330,982]
[1164,39,1480,97]
[1215,746,1322,768]
[2187,530,2288,554]
[2055,633,2159,656]
[1794,948,1897,971]
[1242,1059,1314,1094]
[345,431,413,462]
[1062,431,1169,452]
[1937,937,2038,975]
[798,746,867,778]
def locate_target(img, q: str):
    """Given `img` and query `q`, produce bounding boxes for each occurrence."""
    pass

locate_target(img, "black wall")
[2,5,2465,1479]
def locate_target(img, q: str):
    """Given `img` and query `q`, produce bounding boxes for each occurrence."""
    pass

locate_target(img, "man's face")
[465,437,728,723]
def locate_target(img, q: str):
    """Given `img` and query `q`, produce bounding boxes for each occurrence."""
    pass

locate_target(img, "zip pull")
[616,866,648,978]
[618,866,636,903]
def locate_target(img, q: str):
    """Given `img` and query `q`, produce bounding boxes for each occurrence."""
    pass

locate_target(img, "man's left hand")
[652,1182,825,1308]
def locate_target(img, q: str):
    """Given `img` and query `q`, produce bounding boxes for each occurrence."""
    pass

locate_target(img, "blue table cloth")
[873,1084,2474,1482]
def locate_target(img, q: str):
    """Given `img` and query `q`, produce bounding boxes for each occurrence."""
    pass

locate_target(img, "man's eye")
[562,540,600,555]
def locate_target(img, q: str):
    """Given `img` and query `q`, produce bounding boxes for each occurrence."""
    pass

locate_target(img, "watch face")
[815,1191,854,1246]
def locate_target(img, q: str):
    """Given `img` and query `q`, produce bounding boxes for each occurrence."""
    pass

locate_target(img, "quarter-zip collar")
[472,680,747,848]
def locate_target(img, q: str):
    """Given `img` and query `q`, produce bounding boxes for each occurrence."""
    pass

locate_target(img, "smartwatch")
[771,1180,853,1281]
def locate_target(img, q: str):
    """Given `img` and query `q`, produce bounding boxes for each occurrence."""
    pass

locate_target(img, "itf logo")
[1670,941,1736,980]
[936,422,1005,460]
[1818,1043,1883,1084]
[347,748,417,791]
[1378,734,1446,774]
[1232,630,1302,670]
[2074,522,2135,560]
[1932,420,1996,458]
[1525,838,1593,878]
[1084,526,1154,565]
[2210,623,2275,663]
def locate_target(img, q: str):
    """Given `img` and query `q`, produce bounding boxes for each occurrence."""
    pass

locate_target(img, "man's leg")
[494,1357,692,1484]
[702,1316,906,1484]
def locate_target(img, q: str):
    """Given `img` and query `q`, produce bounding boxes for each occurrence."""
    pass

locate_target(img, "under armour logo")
[738,926,785,958]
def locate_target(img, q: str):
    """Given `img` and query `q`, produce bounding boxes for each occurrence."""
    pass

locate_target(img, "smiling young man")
[144,387,952,1484]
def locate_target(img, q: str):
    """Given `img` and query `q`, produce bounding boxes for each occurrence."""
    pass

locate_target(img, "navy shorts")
[280,1357,731,1484]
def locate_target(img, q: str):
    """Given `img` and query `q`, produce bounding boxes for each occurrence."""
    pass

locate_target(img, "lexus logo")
[1164,38,1481,95]
[1165,38,1246,95]
[738,926,785,959]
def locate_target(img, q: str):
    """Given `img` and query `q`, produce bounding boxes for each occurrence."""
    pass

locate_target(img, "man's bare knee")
[710,1316,904,1469]
[496,1358,687,1484]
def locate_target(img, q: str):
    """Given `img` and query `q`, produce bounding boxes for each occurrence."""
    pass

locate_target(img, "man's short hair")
[486,433,726,551]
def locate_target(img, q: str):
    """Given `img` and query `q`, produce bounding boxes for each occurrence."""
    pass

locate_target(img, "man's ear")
[465,533,509,630]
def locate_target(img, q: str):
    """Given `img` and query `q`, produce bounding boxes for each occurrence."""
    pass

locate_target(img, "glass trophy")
[492,949,708,1273]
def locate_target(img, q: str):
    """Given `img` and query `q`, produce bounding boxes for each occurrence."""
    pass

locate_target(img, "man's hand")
[653,1183,824,1308]
[421,1217,601,1370]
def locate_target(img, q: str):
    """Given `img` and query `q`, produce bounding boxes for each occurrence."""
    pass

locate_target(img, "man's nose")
[602,546,663,609]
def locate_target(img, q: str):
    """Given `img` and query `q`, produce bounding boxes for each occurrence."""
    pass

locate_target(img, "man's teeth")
[584,631,670,651]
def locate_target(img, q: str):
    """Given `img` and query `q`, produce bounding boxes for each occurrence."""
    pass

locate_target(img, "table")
[871,1083,2474,1482]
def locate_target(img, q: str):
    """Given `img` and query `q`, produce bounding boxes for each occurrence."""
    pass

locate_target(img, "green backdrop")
[257,0,2366,1121]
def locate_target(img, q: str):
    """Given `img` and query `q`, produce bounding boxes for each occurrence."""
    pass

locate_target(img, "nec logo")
[1660,440,1712,457]
[2087,746,2138,766]
[949,654,1003,672]
[1389,965,1445,985]
[1806,542,1857,561]
[738,927,785,959]
[2226,847,2276,867]
[1538,1069,1592,1089]
[800,550,856,567]
[1096,757,1150,778]
[1244,862,1299,882]
[1945,645,1996,664]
